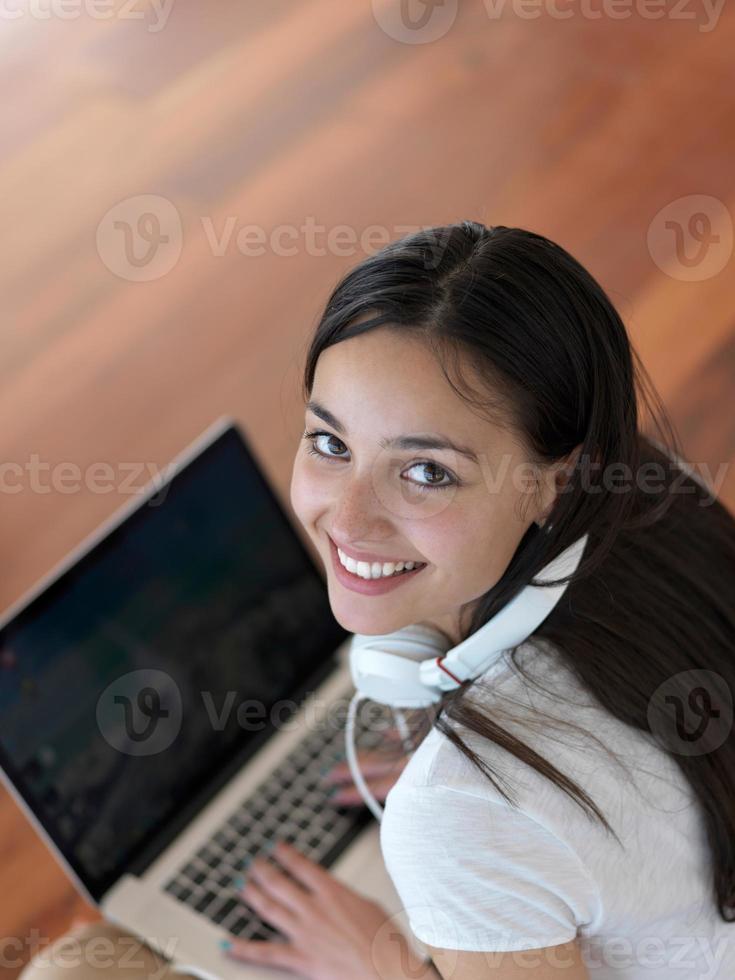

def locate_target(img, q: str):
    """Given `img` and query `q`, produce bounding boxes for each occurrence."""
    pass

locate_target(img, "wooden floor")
[1,0,734,972]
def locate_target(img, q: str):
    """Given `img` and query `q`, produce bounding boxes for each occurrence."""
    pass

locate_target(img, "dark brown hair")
[300,221,735,921]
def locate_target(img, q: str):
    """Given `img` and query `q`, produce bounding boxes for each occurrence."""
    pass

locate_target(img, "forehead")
[309,329,516,450]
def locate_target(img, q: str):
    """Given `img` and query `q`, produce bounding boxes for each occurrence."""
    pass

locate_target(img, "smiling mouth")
[327,534,428,586]
[338,553,424,579]
[333,544,427,579]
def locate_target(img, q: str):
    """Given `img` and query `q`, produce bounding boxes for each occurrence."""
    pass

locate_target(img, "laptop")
[0,417,427,980]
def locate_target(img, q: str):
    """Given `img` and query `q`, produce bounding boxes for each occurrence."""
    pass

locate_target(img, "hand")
[320,740,411,807]
[220,839,433,980]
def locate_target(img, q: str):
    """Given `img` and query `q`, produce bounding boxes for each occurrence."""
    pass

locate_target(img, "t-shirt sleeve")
[379,781,600,952]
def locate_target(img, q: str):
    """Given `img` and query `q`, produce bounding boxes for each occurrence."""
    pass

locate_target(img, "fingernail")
[264,838,276,851]
[236,856,252,871]
[219,939,232,951]
[233,875,245,889]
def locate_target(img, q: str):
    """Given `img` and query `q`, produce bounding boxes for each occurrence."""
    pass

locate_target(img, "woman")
[24,222,734,980]
[231,222,735,979]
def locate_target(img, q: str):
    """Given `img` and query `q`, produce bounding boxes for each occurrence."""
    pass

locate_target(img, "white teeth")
[337,547,424,580]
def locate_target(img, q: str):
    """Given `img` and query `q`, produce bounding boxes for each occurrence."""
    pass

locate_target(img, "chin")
[328,597,413,637]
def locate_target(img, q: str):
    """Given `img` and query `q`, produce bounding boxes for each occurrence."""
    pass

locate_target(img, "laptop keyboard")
[162,690,400,942]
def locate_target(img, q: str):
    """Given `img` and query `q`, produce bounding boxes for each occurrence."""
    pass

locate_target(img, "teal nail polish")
[264,838,276,851]
[219,939,232,951]
[236,856,252,871]
[233,875,245,889]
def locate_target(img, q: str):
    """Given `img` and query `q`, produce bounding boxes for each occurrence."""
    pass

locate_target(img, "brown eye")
[405,461,454,490]
[303,430,347,461]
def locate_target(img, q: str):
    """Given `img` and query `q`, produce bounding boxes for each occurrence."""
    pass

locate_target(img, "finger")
[238,877,299,934]
[322,762,408,792]
[323,749,408,780]
[223,936,304,974]
[321,756,404,785]
[366,727,408,744]
[372,723,416,743]
[265,839,338,896]
[245,855,311,916]
[329,774,398,806]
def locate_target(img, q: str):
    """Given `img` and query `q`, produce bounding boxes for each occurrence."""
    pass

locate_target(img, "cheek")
[425,499,519,582]
[411,508,469,566]
[290,455,329,528]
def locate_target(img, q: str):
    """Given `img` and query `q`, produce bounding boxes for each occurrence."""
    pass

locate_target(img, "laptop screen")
[0,421,349,902]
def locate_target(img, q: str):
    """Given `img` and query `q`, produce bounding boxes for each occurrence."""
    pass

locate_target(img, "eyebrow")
[305,399,480,465]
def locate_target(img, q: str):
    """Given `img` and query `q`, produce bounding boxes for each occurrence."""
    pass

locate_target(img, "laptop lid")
[0,417,349,904]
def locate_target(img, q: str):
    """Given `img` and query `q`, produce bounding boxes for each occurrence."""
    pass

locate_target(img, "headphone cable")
[344,693,415,823]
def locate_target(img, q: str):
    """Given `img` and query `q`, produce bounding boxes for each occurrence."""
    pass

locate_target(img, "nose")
[328,470,394,544]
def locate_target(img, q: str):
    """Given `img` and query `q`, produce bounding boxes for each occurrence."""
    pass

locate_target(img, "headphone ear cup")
[349,625,450,708]
[350,647,442,708]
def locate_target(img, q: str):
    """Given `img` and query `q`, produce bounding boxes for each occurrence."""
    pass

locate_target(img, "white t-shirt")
[379,639,735,978]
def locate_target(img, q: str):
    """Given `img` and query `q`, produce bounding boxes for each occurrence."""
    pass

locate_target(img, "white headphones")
[343,531,589,820]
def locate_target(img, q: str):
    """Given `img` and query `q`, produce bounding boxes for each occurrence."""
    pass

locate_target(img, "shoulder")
[392,638,629,802]
[380,777,602,953]
[400,636,687,812]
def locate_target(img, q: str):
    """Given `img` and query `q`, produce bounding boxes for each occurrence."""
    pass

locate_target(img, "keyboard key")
[194,891,217,913]
[228,916,251,937]
[214,897,239,922]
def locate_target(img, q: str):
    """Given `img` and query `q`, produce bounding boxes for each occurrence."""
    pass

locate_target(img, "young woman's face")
[290,328,554,644]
